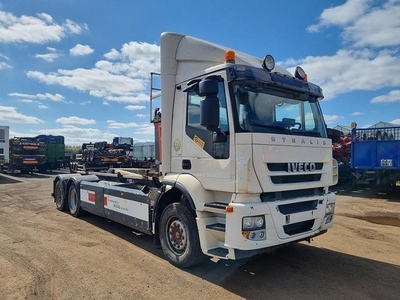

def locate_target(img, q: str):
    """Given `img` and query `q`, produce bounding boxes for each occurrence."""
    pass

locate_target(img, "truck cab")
[156,33,337,264]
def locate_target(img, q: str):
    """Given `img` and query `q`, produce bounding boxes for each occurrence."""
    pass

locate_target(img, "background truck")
[52,32,338,268]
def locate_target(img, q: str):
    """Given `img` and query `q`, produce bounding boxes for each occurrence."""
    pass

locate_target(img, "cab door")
[177,73,235,193]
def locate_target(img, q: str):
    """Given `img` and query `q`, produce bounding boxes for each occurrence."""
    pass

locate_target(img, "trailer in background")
[36,135,66,172]
[4,137,45,173]
[350,126,400,187]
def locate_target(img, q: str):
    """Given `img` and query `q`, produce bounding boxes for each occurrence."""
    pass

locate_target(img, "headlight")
[325,203,335,215]
[242,215,266,241]
[242,215,265,230]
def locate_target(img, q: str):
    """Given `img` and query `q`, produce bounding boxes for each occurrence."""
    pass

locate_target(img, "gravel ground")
[0,172,399,300]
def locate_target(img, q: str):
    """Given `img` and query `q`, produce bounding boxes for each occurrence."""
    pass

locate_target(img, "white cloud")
[308,0,400,49]
[351,111,364,116]
[390,119,400,125]
[0,11,87,44]
[125,105,146,111]
[35,47,60,62]
[0,105,43,123]
[27,68,147,103]
[323,114,343,126]
[106,120,141,129]
[9,92,64,101]
[136,114,146,118]
[307,0,373,32]
[37,125,115,146]
[27,40,160,104]
[133,124,154,136]
[370,90,400,103]
[283,49,400,100]
[56,116,96,125]
[343,1,400,48]
[0,61,11,69]
[70,44,94,56]
[104,48,120,60]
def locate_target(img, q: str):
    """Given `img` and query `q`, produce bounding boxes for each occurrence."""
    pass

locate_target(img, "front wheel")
[68,184,85,217]
[159,203,204,268]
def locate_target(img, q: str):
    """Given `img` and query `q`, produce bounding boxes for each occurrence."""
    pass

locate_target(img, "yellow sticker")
[193,135,205,149]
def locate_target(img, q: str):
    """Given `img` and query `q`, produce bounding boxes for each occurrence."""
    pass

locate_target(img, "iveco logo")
[287,162,316,173]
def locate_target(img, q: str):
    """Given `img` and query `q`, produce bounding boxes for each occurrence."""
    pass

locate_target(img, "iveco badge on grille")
[287,162,316,172]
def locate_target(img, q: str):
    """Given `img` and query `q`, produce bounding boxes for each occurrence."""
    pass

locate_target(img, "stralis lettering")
[271,136,326,146]
[287,162,316,172]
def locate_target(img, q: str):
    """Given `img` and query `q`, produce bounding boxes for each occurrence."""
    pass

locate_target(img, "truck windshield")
[232,82,327,138]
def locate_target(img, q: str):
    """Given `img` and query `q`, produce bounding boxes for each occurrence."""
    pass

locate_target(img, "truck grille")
[260,187,324,202]
[278,200,318,214]
[271,174,321,184]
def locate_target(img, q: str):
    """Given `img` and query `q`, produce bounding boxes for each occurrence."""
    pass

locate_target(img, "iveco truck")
[52,32,338,268]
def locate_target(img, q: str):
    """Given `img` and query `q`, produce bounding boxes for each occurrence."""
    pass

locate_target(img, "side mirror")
[199,78,219,96]
[199,78,219,130]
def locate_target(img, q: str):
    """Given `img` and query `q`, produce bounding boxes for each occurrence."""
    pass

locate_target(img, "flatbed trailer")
[351,126,400,186]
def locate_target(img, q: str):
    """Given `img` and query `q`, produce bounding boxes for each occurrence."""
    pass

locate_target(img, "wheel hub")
[168,219,187,252]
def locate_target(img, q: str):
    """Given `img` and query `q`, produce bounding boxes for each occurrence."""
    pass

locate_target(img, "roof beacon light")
[294,66,308,82]
[262,54,275,71]
[225,50,236,63]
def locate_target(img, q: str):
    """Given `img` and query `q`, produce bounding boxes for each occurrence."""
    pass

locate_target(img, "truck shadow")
[1,172,52,179]
[79,213,400,300]
[0,174,22,184]
[189,243,400,300]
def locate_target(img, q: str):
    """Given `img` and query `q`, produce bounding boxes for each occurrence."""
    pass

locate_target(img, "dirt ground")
[0,172,399,300]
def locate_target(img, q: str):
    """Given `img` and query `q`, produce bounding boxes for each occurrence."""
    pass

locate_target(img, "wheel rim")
[167,218,187,254]
[69,188,77,212]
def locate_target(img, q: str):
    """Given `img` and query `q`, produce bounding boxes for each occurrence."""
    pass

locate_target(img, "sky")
[1,0,400,145]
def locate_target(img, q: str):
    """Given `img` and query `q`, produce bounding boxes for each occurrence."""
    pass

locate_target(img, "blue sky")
[1,0,400,145]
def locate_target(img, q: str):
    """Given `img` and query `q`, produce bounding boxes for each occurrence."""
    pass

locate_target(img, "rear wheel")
[68,184,85,217]
[54,181,67,211]
[159,203,204,268]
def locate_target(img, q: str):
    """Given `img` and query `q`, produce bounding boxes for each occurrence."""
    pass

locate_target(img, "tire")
[159,203,204,268]
[68,184,85,217]
[54,181,67,211]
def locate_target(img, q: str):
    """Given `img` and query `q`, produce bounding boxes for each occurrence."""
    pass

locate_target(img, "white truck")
[52,32,338,268]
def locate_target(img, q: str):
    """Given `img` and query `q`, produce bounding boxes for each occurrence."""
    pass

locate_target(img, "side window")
[187,93,202,127]
[304,102,317,131]
[187,82,229,132]
[185,80,229,159]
